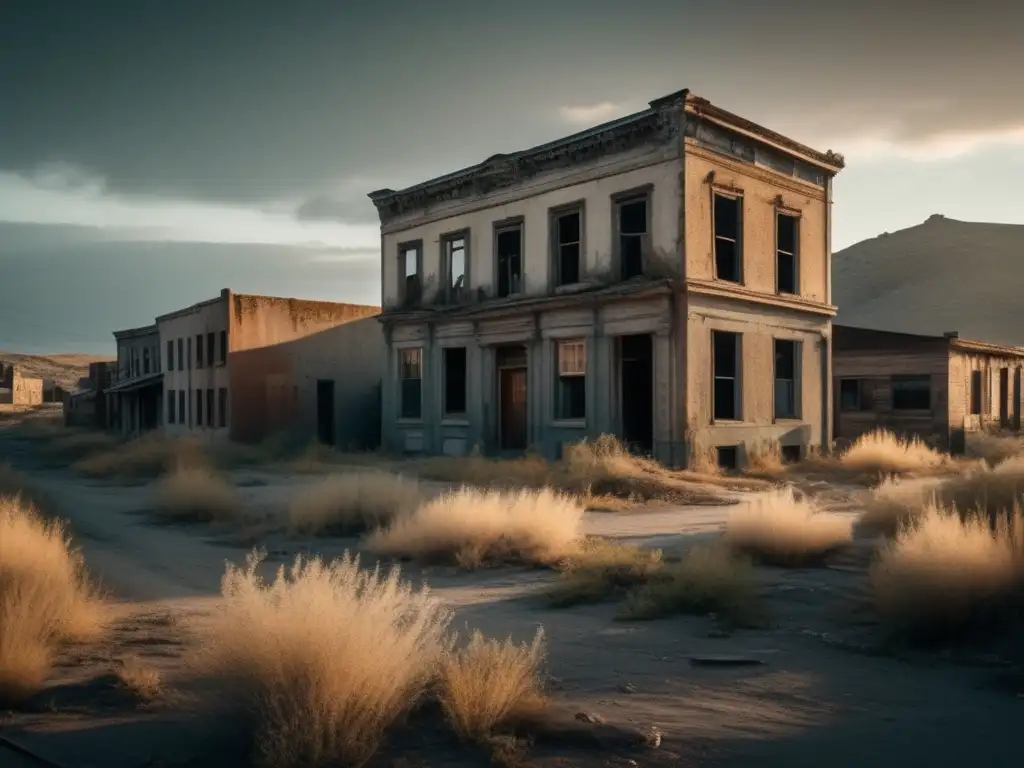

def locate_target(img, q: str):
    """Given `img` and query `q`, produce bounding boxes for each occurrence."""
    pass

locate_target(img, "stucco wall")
[380,156,682,308]
[229,294,380,352]
[10,369,43,406]
[949,350,1023,434]
[683,146,829,303]
[115,329,161,381]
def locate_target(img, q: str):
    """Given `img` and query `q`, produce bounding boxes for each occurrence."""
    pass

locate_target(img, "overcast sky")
[2,1,1021,353]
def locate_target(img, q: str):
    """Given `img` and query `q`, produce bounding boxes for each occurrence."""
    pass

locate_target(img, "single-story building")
[833,324,1024,453]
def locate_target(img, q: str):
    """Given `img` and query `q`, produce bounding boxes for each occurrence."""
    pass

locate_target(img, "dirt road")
[1,431,1021,767]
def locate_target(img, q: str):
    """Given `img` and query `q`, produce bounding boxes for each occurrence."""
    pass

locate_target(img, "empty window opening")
[178,338,185,371]
[714,194,742,283]
[712,331,740,421]
[167,340,174,372]
[445,235,467,301]
[557,339,586,420]
[776,213,798,294]
[774,339,799,419]
[970,370,982,415]
[781,444,802,464]
[400,348,423,419]
[1000,367,1010,426]
[143,348,150,375]
[218,388,228,428]
[219,331,228,364]
[554,209,581,286]
[167,390,176,424]
[401,244,422,303]
[206,332,215,367]
[206,389,215,429]
[618,197,647,280]
[716,445,739,471]
[496,225,523,298]
[177,390,185,425]
[195,388,204,426]
[444,347,467,415]
[195,334,204,369]
[839,378,872,411]
[892,375,931,410]
[619,334,654,453]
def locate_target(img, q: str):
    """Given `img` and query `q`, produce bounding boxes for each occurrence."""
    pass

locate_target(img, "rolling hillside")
[833,215,1024,346]
[0,351,111,391]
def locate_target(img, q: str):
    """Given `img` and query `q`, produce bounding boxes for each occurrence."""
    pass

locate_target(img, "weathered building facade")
[0,363,44,406]
[158,289,383,446]
[833,325,1024,452]
[106,325,163,436]
[369,89,843,468]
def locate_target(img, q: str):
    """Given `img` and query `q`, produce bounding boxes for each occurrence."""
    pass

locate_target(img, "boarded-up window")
[892,375,931,410]
[970,370,982,415]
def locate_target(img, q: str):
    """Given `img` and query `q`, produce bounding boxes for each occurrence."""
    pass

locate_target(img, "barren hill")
[833,215,1024,347]
[0,351,112,391]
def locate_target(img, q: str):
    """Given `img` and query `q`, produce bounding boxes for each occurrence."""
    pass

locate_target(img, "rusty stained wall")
[832,331,951,447]
[683,147,829,303]
[949,350,1024,434]
[228,295,382,444]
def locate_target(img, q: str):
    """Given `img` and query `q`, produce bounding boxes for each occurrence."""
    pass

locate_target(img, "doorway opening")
[1014,369,1021,430]
[316,379,336,446]
[497,345,528,451]
[1000,368,1010,427]
[619,334,654,454]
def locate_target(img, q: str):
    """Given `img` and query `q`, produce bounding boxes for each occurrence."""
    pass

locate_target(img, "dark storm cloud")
[295,194,378,224]
[2,0,1021,209]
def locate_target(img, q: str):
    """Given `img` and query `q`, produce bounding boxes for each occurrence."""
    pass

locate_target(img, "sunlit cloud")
[838,125,1024,162]
[0,164,380,250]
[558,101,634,125]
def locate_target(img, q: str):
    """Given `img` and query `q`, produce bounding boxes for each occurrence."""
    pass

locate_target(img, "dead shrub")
[744,439,785,475]
[840,429,950,476]
[116,656,163,702]
[417,450,554,490]
[73,433,208,481]
[965,431,1024,466]
[869,503,1024,640]
[195,551,451,768]
[0,495,102,706]
[544,539,663,607]
[364,487,584,568]
[438,628,546,741]
[858,476,943,536]
[154,466,242,524]
[621,544,759,625]
[0,463,58,517]
[288,471,422,536]
[44,430,120,461]
[724,487,853,565]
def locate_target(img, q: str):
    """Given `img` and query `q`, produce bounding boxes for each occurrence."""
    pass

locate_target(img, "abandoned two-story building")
[369,88,844,468]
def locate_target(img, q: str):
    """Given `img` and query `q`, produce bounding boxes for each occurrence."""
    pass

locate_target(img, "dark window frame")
[443,346,468,416]
[441,230,470,303]
[195,388,204,426]
[218,388,228,428]
[195,334,204,369]
[839,378,872,412]
[773,338,800,419]
[219,330,228,365]
[494,218,525,298]
[177,338,184,371]
[167,389,176,424]
[178,390,186,425]
[550,202,585,288]
[167,340,174,372]
[891,374,932,411]
[143,347,150,375]
[399,347,423,420]
[775,210,800,295]
[398,239,423,305]
[612,187,652,281]
[712,330,741,421]
[206,332,215,367]
[712,191,743,284]
[556,338,587,421]
[970,369,982,415]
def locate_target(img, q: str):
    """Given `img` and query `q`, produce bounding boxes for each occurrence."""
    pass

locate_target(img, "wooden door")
[500,367,528,450]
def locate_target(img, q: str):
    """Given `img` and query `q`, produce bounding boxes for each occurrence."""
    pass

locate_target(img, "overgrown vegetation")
[288,471,422,536]
[544,538,663,607]
[153,466,243,524]
[73,433,208,481]
[0,495,102,706]
[839,429,952,477]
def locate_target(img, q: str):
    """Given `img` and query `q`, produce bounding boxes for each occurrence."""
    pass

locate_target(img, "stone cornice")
[684,279,837,317]
[684,140,829,199]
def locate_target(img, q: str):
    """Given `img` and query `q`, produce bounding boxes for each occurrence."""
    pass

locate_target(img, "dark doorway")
[620,334,654,453]
[1000,368,1009,427]
[1014,369,1021,430]
[316,379,336,446]
[497,346,528,451]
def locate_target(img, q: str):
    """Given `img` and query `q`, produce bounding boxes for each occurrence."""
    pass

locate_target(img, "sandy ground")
[1,432,1022,767]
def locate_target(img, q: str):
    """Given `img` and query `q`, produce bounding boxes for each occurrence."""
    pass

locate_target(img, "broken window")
[553,208,581,286]
[400,348,422,419]
[712,331,740,420]
[167,390,176,424]
[776,213,798,294]
[617,196,647,280]
[496,224,523,298]
[970,370,982,415]
[443,347,467,415]
[892,375,931,410]
[196,334,204,369]
[714,194,742,283]
[206,332,215,367]
[444,234,468,301]
[178,338,184,371]
[774,339,799,419]
[178,390,185,425]
[218,388,228,428]
[557,339,587,420]
[195,388,204,426]
[167,340,174,372]
[219,331,228,364]
[400,243,422,303]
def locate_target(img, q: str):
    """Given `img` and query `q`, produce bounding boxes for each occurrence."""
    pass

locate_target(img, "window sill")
[551,419,586,428]
[773,416,803,423]
[553,282,590,295]
[396,417,424,426]
[441,416,470,426]
[710,419,745,426]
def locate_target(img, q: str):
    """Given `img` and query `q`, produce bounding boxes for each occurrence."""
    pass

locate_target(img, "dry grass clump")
[44,430,120,461]
[0,462,58,517]
[288,471,422,536]
[417,449,554,490]
[869,503,1024,640]
[365,487,584,568]
[858,476,943,536]
[73,433,208,481]
[544,538,663,607]
[723,488,853,565]
[839,429,950,476]
[153,466,242,524]
[621,544,759,625]
[195,551,452,768]
[965,431,1024,466]
[0,495,102,706]
[438,628,546,741]
[115,656,163,702]
[744,439,785,474]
